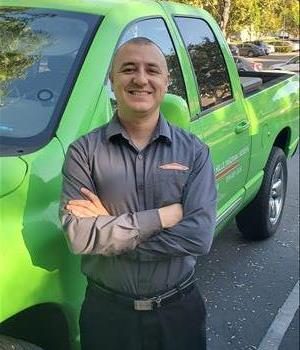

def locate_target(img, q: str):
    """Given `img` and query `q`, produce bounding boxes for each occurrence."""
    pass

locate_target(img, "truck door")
[173,15,251,220]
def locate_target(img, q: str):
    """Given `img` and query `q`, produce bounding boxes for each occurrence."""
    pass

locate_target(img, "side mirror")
[160,93,190,130]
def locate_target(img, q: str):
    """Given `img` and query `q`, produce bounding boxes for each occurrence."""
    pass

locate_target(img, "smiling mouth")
[128,91,152,96]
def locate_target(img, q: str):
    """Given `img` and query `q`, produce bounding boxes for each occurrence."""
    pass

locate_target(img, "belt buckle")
[134,299,153,311]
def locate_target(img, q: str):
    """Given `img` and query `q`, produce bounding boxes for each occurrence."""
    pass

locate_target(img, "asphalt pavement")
[253,52,298,69]
[196,148,299,350]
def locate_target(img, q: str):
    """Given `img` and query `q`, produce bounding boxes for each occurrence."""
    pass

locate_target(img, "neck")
[117,110,160,149]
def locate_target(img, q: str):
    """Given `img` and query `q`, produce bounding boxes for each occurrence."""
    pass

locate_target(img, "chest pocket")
[153,166,190,207]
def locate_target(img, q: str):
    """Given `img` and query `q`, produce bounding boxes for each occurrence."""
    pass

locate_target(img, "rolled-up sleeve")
[137,144,217,259]
[60,140,162,256]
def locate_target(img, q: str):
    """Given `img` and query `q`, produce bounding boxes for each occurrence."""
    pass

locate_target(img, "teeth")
[130,91,150,96]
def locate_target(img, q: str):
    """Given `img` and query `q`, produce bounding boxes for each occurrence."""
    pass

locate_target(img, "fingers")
[80,188,109,215]
[66,188,109,216]
[68,199,100,216]
[66,204,97,218]
[81,188,103,208]
[68,208,90,218]
[66,201,110,216]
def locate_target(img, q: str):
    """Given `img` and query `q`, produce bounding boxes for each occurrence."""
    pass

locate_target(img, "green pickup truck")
[0,0,299,349]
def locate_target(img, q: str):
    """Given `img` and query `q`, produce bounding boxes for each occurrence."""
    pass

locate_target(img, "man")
[60,37,217,350]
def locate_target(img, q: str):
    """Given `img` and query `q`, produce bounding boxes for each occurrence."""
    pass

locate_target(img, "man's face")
[109,43,169,117]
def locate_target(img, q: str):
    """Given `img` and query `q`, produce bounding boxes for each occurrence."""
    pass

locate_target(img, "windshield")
[0,7,101,156]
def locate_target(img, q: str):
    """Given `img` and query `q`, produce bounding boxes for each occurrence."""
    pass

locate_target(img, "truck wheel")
[0,335,43,350]
[236,147,287,240]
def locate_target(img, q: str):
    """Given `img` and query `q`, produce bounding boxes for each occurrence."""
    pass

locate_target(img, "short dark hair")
[119,37,162,52]
[110,37,166,73]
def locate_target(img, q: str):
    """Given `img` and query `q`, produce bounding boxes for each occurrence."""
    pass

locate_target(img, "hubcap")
[269,163,284,225]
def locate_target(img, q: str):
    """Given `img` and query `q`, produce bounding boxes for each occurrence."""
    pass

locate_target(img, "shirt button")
[137,154,143,160]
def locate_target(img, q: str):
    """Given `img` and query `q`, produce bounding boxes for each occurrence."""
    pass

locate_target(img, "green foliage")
[267,41,294,52]
[165,50,187,98]
[274,46,293,53]
[282,0,300,36]
[173,0,204,6]
[186,38,231,104]
[0,8,50,99]
[270,40,293,52]
[172,0,300,38]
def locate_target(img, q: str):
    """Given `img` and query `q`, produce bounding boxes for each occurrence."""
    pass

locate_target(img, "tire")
[0,335,43,350]
[248,51,254,57]
[236,147,287,240]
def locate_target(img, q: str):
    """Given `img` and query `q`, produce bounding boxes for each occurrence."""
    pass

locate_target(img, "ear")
[165,74,170,92]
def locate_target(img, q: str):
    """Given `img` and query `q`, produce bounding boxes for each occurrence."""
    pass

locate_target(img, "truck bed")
[238,71,295,95]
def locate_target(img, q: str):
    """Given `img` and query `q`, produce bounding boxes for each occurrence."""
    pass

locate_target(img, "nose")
[133,69,148,86]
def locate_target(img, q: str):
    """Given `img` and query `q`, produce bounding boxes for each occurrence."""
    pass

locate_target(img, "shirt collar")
[151,113,172,144]
[105,112,172,144]
[105,113,129,141]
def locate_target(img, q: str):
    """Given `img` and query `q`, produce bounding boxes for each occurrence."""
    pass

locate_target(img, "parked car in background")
[289,39,300,51]
[270,56,299,73]
[237,43,265,57]
[233,56,263,71]
[247,40,274,55]
[277,32,290,39]
[228,44,239,56]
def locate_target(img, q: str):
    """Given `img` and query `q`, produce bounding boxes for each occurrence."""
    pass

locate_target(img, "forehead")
[114,43,167,67]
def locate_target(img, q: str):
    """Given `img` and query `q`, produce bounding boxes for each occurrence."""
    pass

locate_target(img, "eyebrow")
[120,62,161,69]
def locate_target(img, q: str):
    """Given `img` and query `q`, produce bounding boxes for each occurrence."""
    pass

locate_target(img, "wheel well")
[0,303,71,350]
[273,128,291,156]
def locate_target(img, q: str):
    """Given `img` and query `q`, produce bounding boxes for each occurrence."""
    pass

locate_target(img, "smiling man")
[60,37,217,350]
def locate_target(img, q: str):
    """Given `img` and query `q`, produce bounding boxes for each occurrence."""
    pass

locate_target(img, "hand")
[158,203,183,228]
[66,188,109,218]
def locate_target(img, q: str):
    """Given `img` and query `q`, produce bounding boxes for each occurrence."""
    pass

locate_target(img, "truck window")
[0,8,101,156]
[174,17,233,112]
[107,17,188,111]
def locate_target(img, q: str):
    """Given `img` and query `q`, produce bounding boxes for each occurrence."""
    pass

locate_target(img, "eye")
[148,69,160,75]
[122,67,135,73]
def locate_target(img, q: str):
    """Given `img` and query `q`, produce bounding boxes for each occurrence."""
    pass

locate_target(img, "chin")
[127,103,155,114]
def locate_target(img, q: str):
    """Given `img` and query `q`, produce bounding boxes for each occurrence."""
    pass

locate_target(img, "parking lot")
[196,148,299,350]
[254,52,299,70]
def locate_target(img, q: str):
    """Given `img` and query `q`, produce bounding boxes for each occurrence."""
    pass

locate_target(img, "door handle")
[235,120,250,134]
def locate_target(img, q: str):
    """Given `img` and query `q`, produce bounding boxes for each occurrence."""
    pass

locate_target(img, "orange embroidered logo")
[159,163,189,171]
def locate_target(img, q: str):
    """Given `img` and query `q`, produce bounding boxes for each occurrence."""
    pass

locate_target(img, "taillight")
[254,63,262,71]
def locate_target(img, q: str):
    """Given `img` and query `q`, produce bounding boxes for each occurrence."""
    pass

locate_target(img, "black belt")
[87,273,198,311]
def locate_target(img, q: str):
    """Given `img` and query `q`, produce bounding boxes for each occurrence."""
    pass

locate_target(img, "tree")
[226,0,261,38]
[0,8,51,103]
[171,0,300,38]
[281,0,300,37]
[172,0,233,38]
[220,0,231,36]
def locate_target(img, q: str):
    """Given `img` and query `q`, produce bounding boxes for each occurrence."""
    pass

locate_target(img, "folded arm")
[135,144,217,260]
[60,140,182,256]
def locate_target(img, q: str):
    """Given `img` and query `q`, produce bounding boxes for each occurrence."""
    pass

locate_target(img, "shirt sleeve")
[135,143,217,260]
[59,139,162,256]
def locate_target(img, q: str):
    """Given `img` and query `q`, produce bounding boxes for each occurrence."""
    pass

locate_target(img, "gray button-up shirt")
[60,114,217,297]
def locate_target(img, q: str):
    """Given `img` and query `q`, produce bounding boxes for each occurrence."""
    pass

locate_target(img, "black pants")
[79,284,207,350]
